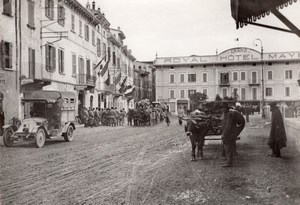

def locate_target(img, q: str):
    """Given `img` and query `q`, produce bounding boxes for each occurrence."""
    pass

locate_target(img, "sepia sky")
[79,0,300,61]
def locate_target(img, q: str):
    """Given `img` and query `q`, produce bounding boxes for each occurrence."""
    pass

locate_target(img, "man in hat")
[268,102,287,157]
[221,102,245,167]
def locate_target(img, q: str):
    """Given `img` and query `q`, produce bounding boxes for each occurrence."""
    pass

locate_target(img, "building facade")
[154,47,300,113]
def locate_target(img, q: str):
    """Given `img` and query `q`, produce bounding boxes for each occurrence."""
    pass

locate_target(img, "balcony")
[218,80,230,87]
[76,74,96,89]
[248,79,260,86]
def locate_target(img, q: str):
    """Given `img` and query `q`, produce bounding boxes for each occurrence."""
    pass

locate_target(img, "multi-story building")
[106,27,136,110]
[133,61,154,103]
[154,47,300,114]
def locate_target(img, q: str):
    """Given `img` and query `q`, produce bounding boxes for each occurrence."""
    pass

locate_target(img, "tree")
[189,92,207,110]
[215,94,222,101]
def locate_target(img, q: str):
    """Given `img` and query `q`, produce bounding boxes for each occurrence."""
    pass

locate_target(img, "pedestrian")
[221,102,245,167]
[119,109,125,126]
[165,110,171,126]
[0,111,4,136]
[245,105,250,123]
[88,107,94,127]
[94,108,100,127]
[177,106,184,125]
[268,102,287,157]
[82,107,89,127]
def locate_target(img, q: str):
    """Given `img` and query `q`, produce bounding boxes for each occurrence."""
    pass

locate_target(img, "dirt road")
[0,116,300,204]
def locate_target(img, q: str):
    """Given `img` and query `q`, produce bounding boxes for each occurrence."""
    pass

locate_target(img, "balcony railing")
[77,74,96,87]
[248,79,260,86]
[218,80,230,86]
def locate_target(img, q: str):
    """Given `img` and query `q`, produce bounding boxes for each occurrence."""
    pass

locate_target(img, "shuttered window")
[45,44,56,72]
[72,54,76,76]
[241,88,246,100]
[203,73,207,82]
[103,43,107,61]
[45,0,54,19]
[58,48,64,74]
[241,71,246,81]
[3,0,12,16]
[97,38,101,57]
[71,15,75,32]
[1,41,12,69]
[27,0,35,28]
[57,4,65,26]
[28,48,35,78]
[84,25,89,41]
[79,20,83,36]
[92,30,95,46]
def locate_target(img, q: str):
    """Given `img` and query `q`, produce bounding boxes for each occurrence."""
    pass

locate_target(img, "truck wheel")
[35,129,46,148]
[64,126,74,142]
[3,128,14,147]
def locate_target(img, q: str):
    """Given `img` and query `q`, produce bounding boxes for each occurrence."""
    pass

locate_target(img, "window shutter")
[52,46,56,71]
[45,45,49,70]
[1,41,4,68]
[8,43,12,68]
[61,50,64,73]
[28,1,35,27]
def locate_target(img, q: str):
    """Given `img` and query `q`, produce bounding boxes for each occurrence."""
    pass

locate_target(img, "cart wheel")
[3,128,14,147]
[64,126,74,142]
[35,129,46,148]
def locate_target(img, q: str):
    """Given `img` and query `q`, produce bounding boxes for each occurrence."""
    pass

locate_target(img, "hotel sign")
[154,47,300,65]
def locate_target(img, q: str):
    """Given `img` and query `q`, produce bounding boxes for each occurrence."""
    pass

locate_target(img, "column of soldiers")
[80,107,126,127]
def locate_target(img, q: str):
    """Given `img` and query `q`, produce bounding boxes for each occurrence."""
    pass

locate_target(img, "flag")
[100,61,109,77]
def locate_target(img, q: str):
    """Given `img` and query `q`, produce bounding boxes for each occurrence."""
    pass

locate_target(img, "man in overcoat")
[221,102,245,167]
[268,102,287,157]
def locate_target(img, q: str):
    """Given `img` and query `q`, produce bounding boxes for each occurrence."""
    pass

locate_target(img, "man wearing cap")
[221,102,245,167]
[268,102,287,157]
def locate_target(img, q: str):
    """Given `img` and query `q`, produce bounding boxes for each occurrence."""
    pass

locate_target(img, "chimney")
[92,1,95,10]
[86,0,90,9]
[118,26,121,31]
[98,7,101,13]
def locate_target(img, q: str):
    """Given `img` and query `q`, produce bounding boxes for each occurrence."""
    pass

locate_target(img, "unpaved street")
[1,116,300,205]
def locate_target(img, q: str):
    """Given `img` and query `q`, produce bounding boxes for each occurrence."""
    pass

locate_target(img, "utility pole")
[254,38,265,118]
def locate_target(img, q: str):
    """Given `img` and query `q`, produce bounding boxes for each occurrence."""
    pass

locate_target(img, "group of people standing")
[80,107,126,127]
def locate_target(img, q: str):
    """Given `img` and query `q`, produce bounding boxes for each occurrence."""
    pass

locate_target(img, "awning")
[231,0,300,37]
[23,90,61,103]
[124,86,135,96]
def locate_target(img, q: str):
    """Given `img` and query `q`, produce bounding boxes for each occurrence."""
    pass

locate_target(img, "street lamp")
[253,38,265,118]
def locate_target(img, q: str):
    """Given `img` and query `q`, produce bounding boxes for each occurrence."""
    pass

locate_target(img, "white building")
[154,47,300,114]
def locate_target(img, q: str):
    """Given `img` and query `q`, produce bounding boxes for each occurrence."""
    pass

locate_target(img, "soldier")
[268,102,287,157]
[94,108,100,127]
[82,107,89,127]
[221,102,245,167]
[88,107,94,127]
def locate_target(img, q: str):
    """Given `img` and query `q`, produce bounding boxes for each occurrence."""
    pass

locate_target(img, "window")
[78,57,84,83]
[203,89,208,96]
[103,43,106,61]
[180,90,185,98]
[252,88,257,100]
[251,71,257,83]
[180,74,184,83]
[72,54,76,76]
[285,87,290,97]
[86,59,91,76]
[188,74,196,82]
[220,73,229,84]
[84,25,89,41]
[107,47,111,62]
[45,44,56,72]
[203,73,208,82]
[112,51,116,65]
[58,48,64,74]
[92,30,95,46]
[117,57,120,69]
[57,4,65,26]
[45,0,54,19]
[97,38,101,57]
[266,87,273,97]
[240,71,246,81]
[1,41,12,69]
[79,20,82,37]
[233,72,238,81]
[188,90,196,98]
[233,88,239,99]
[285,70,292,79]
[241,88,246,100]
[27,0,35,28]
[222,88,227,98]
[170,90,175,98]
[267,70,273,80]
[28,48,35,78]
[3,0,12,16]
[170,74,175,83]
[71,15,75,32]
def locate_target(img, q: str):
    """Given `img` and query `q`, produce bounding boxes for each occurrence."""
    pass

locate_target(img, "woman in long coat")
[268,102,287,157]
